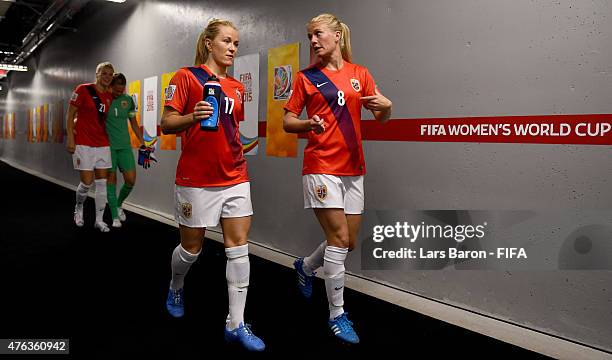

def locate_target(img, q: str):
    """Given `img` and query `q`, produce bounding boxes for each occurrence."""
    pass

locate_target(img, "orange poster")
[160,71,177,150]
[10,112,15,139]
[36,106,43,142]
[266,43,299,157]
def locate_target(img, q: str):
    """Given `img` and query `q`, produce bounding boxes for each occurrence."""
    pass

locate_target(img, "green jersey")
[106,94,136,149]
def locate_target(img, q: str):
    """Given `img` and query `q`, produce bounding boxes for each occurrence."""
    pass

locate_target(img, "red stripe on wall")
[258,114,612,145]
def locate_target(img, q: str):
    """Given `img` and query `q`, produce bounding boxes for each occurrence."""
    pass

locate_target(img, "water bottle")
[200,75,221,131]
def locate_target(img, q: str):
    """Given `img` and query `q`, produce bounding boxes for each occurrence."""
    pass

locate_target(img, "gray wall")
[1,0,611,352]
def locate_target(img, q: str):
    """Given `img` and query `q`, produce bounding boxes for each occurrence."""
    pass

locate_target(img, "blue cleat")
[294,257,315,299]
[329,312,360,344]
[224,322,265,352]
[166,288,184,318]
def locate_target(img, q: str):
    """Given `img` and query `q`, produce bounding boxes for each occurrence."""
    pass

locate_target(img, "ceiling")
[0,0,56,54]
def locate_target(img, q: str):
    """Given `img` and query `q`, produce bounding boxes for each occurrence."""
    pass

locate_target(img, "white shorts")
[303,174,364,215]
[72,145,112,170]
[174,182,253,228]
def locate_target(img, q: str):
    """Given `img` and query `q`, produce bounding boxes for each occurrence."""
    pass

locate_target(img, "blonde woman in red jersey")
[160,18,264,352]
[66,62,115,233]
[283,13,392,344]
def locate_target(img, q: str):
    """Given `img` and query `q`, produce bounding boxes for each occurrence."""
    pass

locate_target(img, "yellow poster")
[128,80,142,148]
[266,43,299,157]
[160,71,176,150]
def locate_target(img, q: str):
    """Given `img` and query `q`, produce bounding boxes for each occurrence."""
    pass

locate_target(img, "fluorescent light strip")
[0,64,28,71]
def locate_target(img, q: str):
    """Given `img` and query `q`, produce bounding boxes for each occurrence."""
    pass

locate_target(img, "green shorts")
[110,148,136,173]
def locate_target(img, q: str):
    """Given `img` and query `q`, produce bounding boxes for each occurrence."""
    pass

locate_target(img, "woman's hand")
[309,115,325,134]
[360,89,392,112]
[192,101,214,122]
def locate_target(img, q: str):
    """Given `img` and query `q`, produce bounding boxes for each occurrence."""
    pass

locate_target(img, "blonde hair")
[95,61,114,74]
[194,18,238,66]
[308,13,352,62]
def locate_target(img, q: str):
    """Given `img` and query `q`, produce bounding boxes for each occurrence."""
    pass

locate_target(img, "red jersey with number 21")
[70,83,112,147]
[284,62,376,176]
[165,65,247,187]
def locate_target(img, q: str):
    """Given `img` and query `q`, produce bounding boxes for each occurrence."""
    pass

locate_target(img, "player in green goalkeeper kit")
[106,73,145,228]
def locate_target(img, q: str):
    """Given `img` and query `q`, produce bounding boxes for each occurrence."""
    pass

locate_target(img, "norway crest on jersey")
[315,184,327,201]
[181,202,192,219]
[350,78,361,92]
[236,88,242,104]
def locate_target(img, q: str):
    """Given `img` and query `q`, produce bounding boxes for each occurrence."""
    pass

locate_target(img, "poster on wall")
[9,112,15,139]
[39,105,45,142]
[43,103,49,142]
[5,113,9,139]
[128,80,142,148]
[27,109,32,142]
[160,71,176,150]
[48,103,54,141]
[266,43,299,157]
[32,107,38,142]
[143,76,158,149]
[234,53,260,155]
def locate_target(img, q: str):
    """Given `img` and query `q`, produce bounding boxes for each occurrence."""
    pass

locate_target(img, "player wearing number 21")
[66,62,115,233]
[160,18,265,352]
[283,13,392,345]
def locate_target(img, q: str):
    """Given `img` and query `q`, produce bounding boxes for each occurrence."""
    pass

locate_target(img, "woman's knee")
[181,238,204,254]
[327,228,350,248]
[179,227,205,253]
[123,171,136,186]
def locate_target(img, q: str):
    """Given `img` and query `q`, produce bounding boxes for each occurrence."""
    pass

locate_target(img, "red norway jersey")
[70,83,112,147]
[165,65,247,187]
[284,62,376,176]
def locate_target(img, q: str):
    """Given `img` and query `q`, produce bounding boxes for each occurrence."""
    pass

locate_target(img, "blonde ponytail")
[339,22,352,63]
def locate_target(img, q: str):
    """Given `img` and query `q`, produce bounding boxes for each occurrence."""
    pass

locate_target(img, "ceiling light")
[28,43,39,54]
[0,64,28,71]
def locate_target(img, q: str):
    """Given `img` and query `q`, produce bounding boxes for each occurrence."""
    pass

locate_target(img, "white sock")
[324,246,348,320]
[170,244,200,290]
[75,182,90,208]
[303,241,326,275]
[226,244,249,330]
[94,179,107,223]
